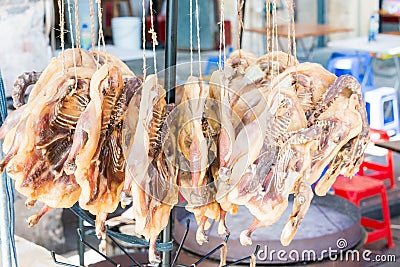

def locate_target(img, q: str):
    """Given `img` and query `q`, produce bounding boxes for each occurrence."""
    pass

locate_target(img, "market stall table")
[328,34,400,89]
[375,140,400,153]
[246,23,352,60]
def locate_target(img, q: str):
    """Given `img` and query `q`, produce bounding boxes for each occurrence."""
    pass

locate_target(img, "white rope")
[58,0,65,73]
[290,0,297,64]
[222,0,226,66]
[266,0,271,53]
[142,0,147,79]
[89,0,95,51]
[195,0,202,78]
[287,0,291,58]
[218,0,225,70]
[190,0,193,76]
[96,0,106,55]
[149,0,158,78]
[271,0,276,79]
[74,0,80,48]
[67,0,78,88]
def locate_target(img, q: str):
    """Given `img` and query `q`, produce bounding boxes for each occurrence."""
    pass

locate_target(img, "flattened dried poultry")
[123,74,178,264]
[66,63,139,237]
[0,48,97,225]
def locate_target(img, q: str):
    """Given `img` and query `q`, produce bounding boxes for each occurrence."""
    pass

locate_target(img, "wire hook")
[221,244,261,267]
[51,251,82,267]
[76,228,121,267]
[191,234,230,266]
[172,218,190,267]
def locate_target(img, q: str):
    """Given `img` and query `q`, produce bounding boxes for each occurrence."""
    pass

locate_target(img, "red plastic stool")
[359,129,396,189]
[332,175,394,248]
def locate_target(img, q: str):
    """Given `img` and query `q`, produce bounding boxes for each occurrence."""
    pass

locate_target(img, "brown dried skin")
[67,64,131,237]
[239,129,320,246]
[91,50,135,78]
[123,74,166,197]
[124,76,176,264]
[12,71,42,108]
[9,77,91,204]
[225,49,258,80]
[257,51,298,82]
[0,65,95,172]
[313,76,369,196]
[178,76,228,244]
[0,73,94,227]
[209,71,240,225]
[28,49,97,103]
[286,62,336,116]
[238,76,366,247]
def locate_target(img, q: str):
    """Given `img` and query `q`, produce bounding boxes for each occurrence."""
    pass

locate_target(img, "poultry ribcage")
[122,74,178,264]
[65,63,140,238]
[0,48,97,225]
[176,76,230,245]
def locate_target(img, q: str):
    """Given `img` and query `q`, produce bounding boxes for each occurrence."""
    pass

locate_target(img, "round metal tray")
[173,194,362,265]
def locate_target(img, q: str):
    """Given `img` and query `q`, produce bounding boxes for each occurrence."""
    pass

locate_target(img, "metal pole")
[162,0,178,266]
[0,162,12,267]
[0,72,13,267]
[78,217,85,266]
[164,0,178,104]
[317,0,327,47]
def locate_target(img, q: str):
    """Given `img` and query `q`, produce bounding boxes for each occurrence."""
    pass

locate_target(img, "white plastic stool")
[364,87,399,136]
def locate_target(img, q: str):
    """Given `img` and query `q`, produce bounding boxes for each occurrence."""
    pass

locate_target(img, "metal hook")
[107,232,143,267]
[76,228,121,267]
[51,251,82,267]
[191,234,230,266]
[220,244,261,267]
[172,218,190,267]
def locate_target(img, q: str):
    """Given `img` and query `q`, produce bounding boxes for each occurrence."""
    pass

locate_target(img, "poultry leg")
[280,179,313,246]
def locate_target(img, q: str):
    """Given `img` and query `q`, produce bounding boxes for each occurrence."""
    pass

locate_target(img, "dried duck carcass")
[65,62,141,238]
[0,48,97,225]
[122,74,178,264]
[176,76,229,245]
[237,64,369,247]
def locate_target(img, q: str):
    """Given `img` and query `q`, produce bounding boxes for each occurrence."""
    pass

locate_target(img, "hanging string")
[236,0,244,57]
[218,0,225,70]
[266,0,271,53]
[89,0,96,51]
[74,0,80,48]
[290,0,297,65]
[195,0,202,78]
[270,0,276,79]
[273,0,279,76]
[222,0,226,66]
[287,0,292,59]
[190,0,193,76]
[149,0,159,78]
[67,0,78,88]
[58,0,65,72]
[96,0,106,55]
[142,0,147,79]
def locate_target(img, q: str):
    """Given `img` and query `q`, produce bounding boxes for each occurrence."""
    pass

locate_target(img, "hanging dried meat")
[122,74,179,263]
[0,48,97,224]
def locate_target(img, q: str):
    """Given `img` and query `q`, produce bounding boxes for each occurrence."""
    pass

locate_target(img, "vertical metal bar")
[0,72,13,267]
[317,0,326,47]
[240,0,246,48]
[379,0,383,33]
[164,0,178,104]
[78,217,85,266]
[162,1,178,266]
[0,156,12,267]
